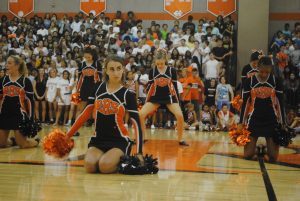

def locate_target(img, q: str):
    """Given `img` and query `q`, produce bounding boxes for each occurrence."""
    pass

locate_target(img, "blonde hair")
[103,55,126,83]
[8,55,28,76]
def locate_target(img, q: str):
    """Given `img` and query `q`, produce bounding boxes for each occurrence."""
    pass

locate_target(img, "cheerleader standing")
[240,56,285,162]
[76,48,101,121]
[0,56,38,148]
[66,56,143,173]
[139,50,188,145]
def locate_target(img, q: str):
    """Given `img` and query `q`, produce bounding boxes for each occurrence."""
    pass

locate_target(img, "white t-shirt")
[177,46,190,55]
[57,78,71,96]
[200,46,210,64]
[46,77,60,101]
[37,28,48,37]
[205,59,219,79]
[33,47,48,56]
[177,81,183,95]
[132,47,144,56]
[135,73,149,98]
[71,21,82,33]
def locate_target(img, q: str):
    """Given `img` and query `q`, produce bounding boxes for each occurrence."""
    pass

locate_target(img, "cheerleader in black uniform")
[75,47,102,121]
[33,68,47,123]
[139,50,188,145]
[66,56,143,173]
[0,56,38,148]
[240,56,285,162]
[241,51,263,86]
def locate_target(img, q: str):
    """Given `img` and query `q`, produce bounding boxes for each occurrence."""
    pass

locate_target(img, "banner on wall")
[164,0,193,19]
[207,0,236,17]
[80,0,106,17]
[8,0,34,18]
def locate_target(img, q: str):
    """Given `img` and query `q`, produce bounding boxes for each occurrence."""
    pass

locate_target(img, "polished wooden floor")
[0,125,299,201]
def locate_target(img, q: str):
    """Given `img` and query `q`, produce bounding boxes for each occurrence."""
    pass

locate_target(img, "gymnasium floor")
[0,126,299,201]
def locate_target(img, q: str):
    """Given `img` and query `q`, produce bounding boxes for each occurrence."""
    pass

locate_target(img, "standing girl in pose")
[54,70,71,125]
[66,56,143,173]
[0,56,38,148]
[139,49,188,145]
[45,68,59,124]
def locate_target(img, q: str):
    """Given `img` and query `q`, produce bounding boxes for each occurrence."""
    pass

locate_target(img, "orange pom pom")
[71,92,81,105]
[42,129,74,158]
[229,124,251,146]
[231,95,243,112]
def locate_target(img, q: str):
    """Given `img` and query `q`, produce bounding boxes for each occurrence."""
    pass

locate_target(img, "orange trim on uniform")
[130,117,140,153]
[115,105,129,136]
[67,104,94,138]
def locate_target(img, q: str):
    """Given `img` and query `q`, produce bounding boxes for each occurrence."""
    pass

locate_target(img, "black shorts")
[88,139,133,155]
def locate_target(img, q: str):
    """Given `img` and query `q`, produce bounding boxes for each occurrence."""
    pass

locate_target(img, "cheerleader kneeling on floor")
[240,56,285,162]
[62,56,143,173]
[0,55,39,148]
[139,49,188,146]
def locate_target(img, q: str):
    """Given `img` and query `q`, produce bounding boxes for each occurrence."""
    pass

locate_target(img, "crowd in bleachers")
[269,22,300,130]
[2,11,298,132]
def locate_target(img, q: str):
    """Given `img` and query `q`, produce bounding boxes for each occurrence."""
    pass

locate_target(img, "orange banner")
[207,0,236,17]
[80,0,106,17]
[8,0,34,18]
[164,0,193,19]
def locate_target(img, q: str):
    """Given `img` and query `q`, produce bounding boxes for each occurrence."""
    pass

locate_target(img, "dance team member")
[139,49,188,146]
[0,55,38,148]
[66,56,143,173]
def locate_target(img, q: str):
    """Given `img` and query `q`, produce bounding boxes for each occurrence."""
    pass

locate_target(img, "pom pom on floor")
[42,129,74,159]
[118,154,159,175]
[273,125,296,147]
[229,124,251,146]
[18,116,41,138]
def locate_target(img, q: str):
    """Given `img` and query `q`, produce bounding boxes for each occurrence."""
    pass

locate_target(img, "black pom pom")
[18,116,42,138]
[118,154,159,175]
[273,125,296,147]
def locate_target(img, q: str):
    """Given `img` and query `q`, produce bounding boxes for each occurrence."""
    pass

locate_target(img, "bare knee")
[99,160,117,174]
[84,160,98,173]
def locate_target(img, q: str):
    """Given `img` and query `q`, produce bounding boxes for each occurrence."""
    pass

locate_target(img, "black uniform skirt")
[0,112,22,130]
[247,100,278,138]
[79,82,96,102]
[148,95,178,105]
[88,137,133,155]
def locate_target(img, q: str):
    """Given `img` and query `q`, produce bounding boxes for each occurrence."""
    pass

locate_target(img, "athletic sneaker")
[151,124,155,129]
[179,141,189,146]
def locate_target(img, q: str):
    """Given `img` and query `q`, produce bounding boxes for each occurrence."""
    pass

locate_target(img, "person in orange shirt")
[179,67,192,105]
[190,68,205,121]
[276,45,289,74]
[145,33,154,47]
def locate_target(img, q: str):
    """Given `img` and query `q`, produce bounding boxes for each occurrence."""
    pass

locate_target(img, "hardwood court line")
[209,153,300,169]
[258,157,278,201]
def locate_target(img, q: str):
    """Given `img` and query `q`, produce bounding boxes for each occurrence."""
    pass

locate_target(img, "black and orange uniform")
[76,60,102,101]
[146,66,179,104]
[241,64,259,87]
[0,76,34,130]
[67,82,143,154]
[240,74,285,137]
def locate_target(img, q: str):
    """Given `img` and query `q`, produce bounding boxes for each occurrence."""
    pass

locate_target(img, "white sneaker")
[125,124,128,128]
[189,126,196,130]
[151,125,155,129]
[65,122,71,126]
